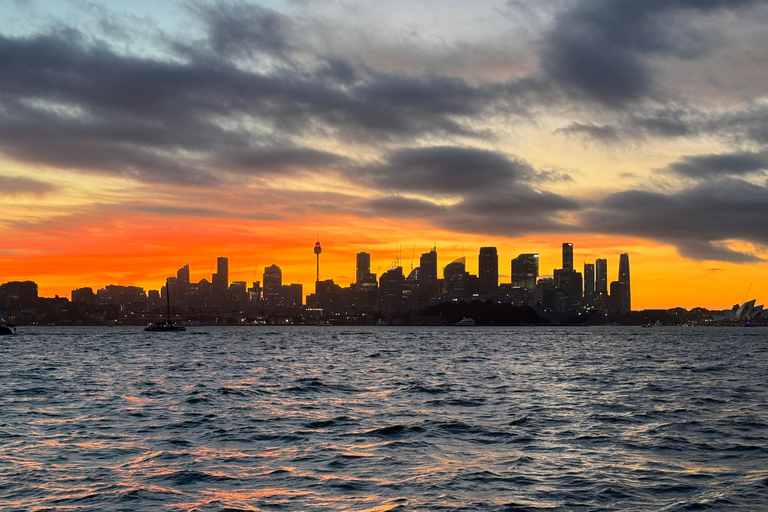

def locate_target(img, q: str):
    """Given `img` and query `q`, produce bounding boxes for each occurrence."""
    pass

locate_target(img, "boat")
[455,317,476,326]
[144,278,186,332]
[0,318,15,335]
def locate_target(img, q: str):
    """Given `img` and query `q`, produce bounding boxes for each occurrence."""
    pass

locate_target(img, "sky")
[1,0,768,310]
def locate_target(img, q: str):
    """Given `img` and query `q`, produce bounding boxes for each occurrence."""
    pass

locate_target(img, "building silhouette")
[595,258,608,295]
[584,262,595,305]
[379,266,405,313]
[616,253,631,314]
[478,247,498,301]
[562,243,574,273]
[356,252,371,286]
[263,264,282,305]
[511,254,539,292]
[418,248,439,303]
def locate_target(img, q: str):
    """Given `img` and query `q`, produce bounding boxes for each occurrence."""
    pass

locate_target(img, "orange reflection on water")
[168,488,313,511]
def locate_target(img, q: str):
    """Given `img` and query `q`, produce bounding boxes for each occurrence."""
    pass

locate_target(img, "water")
[1,326,767,511]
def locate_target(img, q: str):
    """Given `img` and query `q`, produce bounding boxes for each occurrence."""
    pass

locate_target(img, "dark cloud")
[0,17,540,185]
[583,178,768,262]
[0,174,57,195]
[359,146,535,195]
[358,146,581,237]
[668,151,768,179]
[541,0,762,105]
[192,1,297,60]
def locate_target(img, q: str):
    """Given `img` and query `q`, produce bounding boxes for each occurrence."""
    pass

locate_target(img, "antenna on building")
[410,244,416,271]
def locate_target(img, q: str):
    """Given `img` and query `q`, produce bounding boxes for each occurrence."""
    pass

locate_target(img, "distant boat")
[455,317,476,326]
[0,318,15,335]
[144,278,186,332]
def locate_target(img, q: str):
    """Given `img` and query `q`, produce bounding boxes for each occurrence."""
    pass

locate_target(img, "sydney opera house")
[735,299,764,322]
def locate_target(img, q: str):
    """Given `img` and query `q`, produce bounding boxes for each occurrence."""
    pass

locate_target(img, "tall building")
[356,252,371,286]
[212,257,228,291]
[418,248,439,300]
[444,257,468,301]
[177,264,190,284]
[584,262,595,299]
[562,243,574,273]
[617,253,631,313]
[511,253,539,291]
[355,252,378,311]
[595,258,608,295]
[262,264,282,303]
[478,247,498,301]
[379,266,405,313]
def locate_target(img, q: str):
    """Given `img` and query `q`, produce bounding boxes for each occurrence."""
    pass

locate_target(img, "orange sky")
[1,208,763,311]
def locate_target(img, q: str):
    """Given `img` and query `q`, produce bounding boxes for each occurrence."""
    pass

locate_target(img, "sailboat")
[144,278,186,332]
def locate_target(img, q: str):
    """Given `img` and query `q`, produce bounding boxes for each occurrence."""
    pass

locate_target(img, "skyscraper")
[177,264,190,284]
[618,253,631,313]
[511,254,539,291]
[379,266,404,313]
[418,248,439,300]
[562,243,573,273]
[262,264,282,303]
[595,258,608,295]
[356,252,371,285]
[444,257,468,301]
[584,262,595,298]
[212,257,228,291]
[478,247,498,301]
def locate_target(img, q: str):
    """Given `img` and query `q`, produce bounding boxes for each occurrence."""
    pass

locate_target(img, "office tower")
[618,253,631,313]
[478,247,498,301]
[177,264,190,284]
[444,257,468,301]
[356,252,371,285]
[562,243,573,273]
[262,264,282,302]
[418,248,439,300]
[379,266,405,313]
[511,253,539,291]
[212,257,229,291]
[595,258,608,295]
[584,262,595,298]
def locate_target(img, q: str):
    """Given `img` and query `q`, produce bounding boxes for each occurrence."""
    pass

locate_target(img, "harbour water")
[1,326,767,511]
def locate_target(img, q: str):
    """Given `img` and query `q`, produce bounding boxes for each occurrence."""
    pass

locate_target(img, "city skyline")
[1,1,768,310]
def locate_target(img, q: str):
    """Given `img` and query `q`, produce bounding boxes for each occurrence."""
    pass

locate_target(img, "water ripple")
[1,326,767,510]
